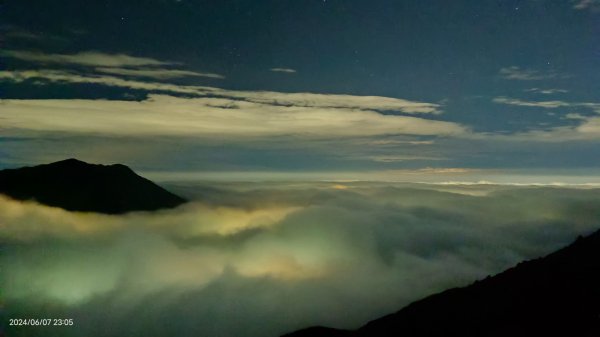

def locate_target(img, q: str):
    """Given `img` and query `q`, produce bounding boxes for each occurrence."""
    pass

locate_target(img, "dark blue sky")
[1,0,599,179]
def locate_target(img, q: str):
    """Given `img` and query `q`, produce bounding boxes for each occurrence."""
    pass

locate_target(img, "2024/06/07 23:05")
[9,318,74,326]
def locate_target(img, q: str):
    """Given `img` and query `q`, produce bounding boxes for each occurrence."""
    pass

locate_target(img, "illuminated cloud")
[0,69,203,94]
[94,67,225,79]
[141,167,481,182]
[0,194,299,241]
[222,90,441,114]
[0,94,465,138]
[493,97,573,108]
[493,97,600,110]
[3,183,600,337]
[0,69,441,114]
[0,50,435,113]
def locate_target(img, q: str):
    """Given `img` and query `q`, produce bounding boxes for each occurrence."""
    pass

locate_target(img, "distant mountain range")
[284,229,600,337]
[0,158,186,214]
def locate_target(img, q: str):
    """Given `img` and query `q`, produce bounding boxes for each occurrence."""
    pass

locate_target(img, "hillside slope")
[284,229,600,337]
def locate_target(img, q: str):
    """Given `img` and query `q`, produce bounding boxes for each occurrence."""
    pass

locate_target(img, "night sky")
[1,0,600,178]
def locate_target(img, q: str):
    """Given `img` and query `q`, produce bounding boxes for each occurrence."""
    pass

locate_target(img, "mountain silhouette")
[283,229,600,337]
[0,158,186,214]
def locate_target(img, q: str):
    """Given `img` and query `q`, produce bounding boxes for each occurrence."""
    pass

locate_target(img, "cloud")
[499,66,564,81]
[369,139,435,145]
[505,95,600,141]
[564,113,588,120]
[489,96,600,142]
[492,116,600,142]
[270,68,297,73]
[3,183,600,337]
[1,50,176,67]
[94,67,225,79]
[1,50,225,80]
[0,69,441,114]
[0,26,71,44]
[142,167,482,182]
[573,0,600,10]
[0,69,204,94]
[492,97,574,108]
[3,30,67,43]
[224,90,441,114]
[0,194,298,241]
[525,88,569,95]
[0,94,466,138]
[493,97,600,112]
[369,155,446,162]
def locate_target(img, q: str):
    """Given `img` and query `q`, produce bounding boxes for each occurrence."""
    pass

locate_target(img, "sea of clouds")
[2,182,600,337]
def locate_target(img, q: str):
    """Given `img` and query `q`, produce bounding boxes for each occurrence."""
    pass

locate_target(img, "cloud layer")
[3,182,600,337]
[0,94,462,138]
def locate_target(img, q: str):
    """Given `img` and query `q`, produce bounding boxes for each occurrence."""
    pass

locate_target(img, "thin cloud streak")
[94,67,225,79]
[2,50,177,67]
[493,97,574,109]
[270,68,297,73]
[492,97,600,112]
[573,0,600,10]
[499,66,564,81]
[525,88,569,95]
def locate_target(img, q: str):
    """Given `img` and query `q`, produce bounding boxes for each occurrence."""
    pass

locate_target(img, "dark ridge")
[282,230,600,337]
[0,158,186,214]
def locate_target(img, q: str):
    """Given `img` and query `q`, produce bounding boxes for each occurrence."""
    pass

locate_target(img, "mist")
[3,182,600,337]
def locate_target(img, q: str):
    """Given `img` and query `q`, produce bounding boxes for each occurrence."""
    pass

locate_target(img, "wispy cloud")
[369,155,446,162]
[493,97,573,108]
[94,67,224,79]
[369,140,435,145]
[0,69,441,114]
[525,88,569,95]
[493,96,600,109]
[7,69,600,145]
[564,113,588,120]
[499,66,564,81]
[1,50,175,67]
[488,96,600,141]
[270,68,297,73]
[1,50,439,114]
[0,26,71,43]
[573,0,600,10]
[507,118,600,141]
